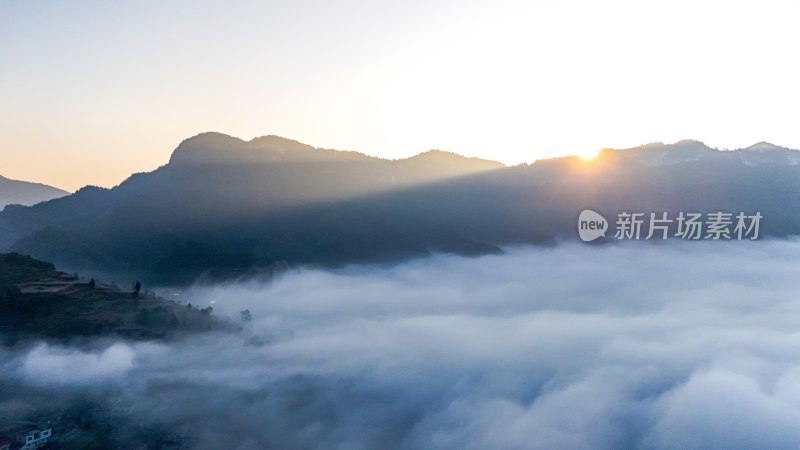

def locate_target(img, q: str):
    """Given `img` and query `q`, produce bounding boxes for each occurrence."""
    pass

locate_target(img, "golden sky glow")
[2,0,800,191]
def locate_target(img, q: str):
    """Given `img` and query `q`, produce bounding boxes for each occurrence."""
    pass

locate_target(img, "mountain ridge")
[0,174,69,210]
[3,133,800,285]
[168,131,505,168]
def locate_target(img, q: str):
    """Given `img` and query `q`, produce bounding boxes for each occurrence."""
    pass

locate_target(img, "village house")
[15,429,51,449]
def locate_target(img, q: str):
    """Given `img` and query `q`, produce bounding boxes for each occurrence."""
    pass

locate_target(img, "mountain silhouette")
[0,175,68,209]
[0,133,798,285]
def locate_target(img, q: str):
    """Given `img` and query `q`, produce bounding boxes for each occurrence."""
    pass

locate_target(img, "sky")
[2,0,800,191]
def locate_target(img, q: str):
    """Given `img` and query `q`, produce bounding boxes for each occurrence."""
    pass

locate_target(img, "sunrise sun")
[577,148,601,160]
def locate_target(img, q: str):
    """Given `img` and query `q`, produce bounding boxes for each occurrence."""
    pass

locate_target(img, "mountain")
[609,140,800,167]
[0,132,505,283]
[1,133,799,285]
[0,175,68,209]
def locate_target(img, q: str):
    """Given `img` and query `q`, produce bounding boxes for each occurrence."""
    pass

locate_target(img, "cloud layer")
[4,240,800,449]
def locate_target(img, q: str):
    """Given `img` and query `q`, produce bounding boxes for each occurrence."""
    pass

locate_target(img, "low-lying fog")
[4,240,800,449]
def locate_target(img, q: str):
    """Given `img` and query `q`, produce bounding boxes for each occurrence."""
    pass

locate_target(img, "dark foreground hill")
[0,252,232,345]
[1,134,799,285]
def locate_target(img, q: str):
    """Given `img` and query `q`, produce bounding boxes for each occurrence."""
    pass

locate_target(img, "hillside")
[0,134,799,285]
[0,253,231,344]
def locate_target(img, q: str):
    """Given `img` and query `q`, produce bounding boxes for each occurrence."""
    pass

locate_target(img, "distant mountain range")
[0,175,68,209]
[606,139,800,167]
[1,133,798,285]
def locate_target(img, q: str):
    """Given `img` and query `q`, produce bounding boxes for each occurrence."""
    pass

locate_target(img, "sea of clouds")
[4,240,800,449]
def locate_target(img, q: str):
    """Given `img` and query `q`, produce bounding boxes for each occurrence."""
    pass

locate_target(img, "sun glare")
[577,148,600,160]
